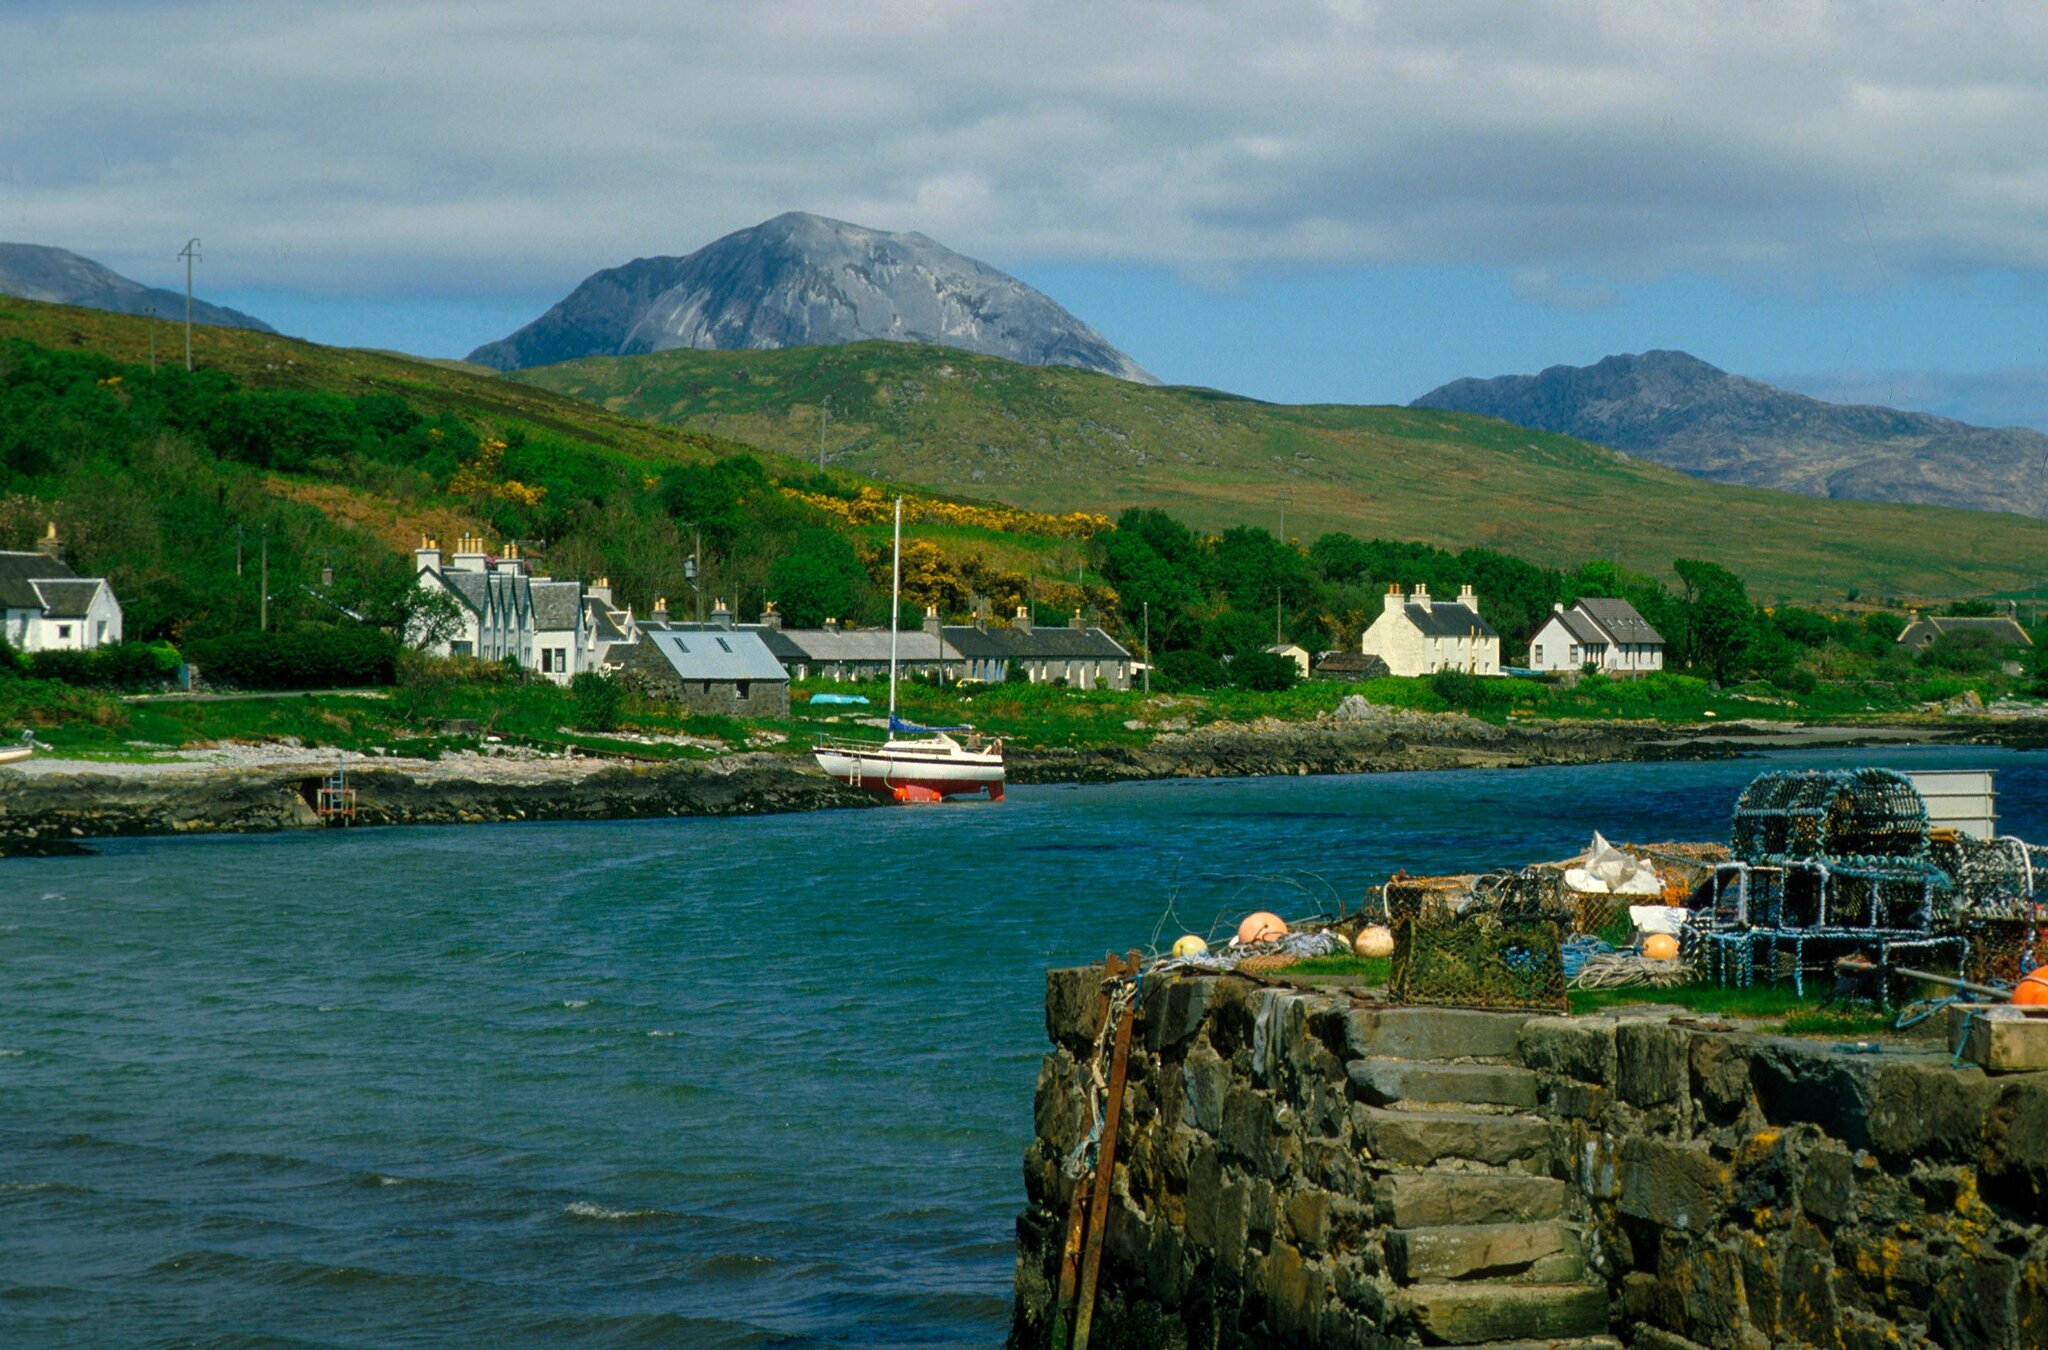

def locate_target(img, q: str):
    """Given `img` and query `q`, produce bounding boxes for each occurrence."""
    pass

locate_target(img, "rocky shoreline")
[0,707,1985,854]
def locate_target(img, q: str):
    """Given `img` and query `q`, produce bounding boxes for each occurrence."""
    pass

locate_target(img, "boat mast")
[888,495,902,726]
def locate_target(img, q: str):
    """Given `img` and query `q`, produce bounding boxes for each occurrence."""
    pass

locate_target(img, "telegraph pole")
[1142,600,1151,695]
[178,238,201,371]
[1276,488,1292,543]
[146,305,157,373]
[258,529,269,632]
[694,525,704,625]
[818,397,829,473]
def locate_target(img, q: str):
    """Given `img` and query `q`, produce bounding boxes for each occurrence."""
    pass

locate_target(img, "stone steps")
[1427,1339,1621,1350]
[1377,1173,1570,1229]
[1350,1059,1541,1110]
[1395,1281,1610,1346]
[1388,1221,1587,1284]
[1354,1105,1552,1173]
[1348,1007,1530,1063]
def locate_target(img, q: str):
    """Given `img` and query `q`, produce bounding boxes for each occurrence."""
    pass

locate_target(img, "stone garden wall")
[1010,967,2048,1349]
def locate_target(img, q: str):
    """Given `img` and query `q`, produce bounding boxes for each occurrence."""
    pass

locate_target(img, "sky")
[4,1,2047,423]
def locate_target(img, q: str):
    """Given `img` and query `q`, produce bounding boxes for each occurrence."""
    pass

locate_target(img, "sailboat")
[811,497,1006,803]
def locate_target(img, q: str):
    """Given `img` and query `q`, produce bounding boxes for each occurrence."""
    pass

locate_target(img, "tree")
[1155,649,1226,690]
[1230,650,1298,692]
[767,529,870,628]
[1672,558,1756,682]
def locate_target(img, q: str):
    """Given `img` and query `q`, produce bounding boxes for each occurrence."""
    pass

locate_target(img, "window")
[57,624,70,640]
[95,620,106,643]
[736,680,750,700]
[1534,644,1544,663]
[716,638,732,652]
[555,647,567,672]
[541,649,555,673]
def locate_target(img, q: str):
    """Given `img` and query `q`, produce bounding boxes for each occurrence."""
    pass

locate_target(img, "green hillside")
[509,341,2048,601]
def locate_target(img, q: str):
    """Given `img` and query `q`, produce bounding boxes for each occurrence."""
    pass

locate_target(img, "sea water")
[3,747,2043,1347]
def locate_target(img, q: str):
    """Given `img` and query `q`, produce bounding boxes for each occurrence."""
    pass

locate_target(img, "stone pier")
[1011,969,2048,1349]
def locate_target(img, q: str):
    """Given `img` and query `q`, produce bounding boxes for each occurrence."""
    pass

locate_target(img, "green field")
[509,340,2048,601]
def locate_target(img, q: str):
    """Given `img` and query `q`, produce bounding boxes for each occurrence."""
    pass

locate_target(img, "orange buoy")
[1642,933,1681,961]
[1353,925,1394,959]
[1236,911,1288,945]
[2013,970,2048,1006]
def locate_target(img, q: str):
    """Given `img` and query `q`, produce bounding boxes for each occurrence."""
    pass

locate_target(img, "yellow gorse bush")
[780,486,1110,539]
[449,436,548,509]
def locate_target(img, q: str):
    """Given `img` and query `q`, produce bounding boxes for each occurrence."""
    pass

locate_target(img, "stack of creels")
[1731,768,1930,865]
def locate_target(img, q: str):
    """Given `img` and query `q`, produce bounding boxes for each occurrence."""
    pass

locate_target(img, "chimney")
[922,604,941,638]
[1412,583,1433,613]
[652,597,669,625]
[1014,604,1033,635]
[492,539,524,575]
[824,617,840,632]
[1459,583,1477,614]
[759,600,783,630]
[1383,583,1404,616]
[1554,601,1565,613]
[37,520,60,559]
[710,597,733,628]
[451,534,489,572]
[1070,607,1086,632]
[588,575,613,606]
[414,534,443,574]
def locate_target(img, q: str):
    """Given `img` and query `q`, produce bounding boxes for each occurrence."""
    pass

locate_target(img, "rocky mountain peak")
[0,243,275,333]
[468,214,1155,383]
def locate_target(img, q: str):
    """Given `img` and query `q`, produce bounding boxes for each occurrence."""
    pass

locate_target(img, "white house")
[412,536,590,685]
[0,526,123,652]
[1528,598,1666,674]
[1265,643,1312,678]
[1359,583,1500,677]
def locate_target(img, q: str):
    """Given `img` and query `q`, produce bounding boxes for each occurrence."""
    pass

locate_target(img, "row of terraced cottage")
[406,536,1136,718]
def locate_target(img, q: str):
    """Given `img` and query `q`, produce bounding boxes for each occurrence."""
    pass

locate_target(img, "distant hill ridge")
[1411,350,2048,519]
[468,211,1155,384]
[0,243,275,334]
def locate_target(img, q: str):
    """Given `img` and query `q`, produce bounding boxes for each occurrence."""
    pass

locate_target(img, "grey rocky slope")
[1413,349,2048,519]
[469,211,1154,382]
[0,243,275,333]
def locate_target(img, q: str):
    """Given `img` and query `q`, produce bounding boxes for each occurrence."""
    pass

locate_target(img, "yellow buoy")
[1353,925,1394,959]
[1171,934,1209,959]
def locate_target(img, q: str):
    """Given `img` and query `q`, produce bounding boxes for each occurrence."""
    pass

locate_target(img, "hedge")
[184,628,398,690]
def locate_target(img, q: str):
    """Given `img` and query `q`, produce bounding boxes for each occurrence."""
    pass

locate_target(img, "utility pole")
[1142,600,1151,695]
[236,523,244,576]
[146,305,157,373]
[818,397,829,474]
[258,529,269,632]
[694,525,704,625]
[178,238,201,372]
[1275,588,1283,645]
[1276,488,1292,543]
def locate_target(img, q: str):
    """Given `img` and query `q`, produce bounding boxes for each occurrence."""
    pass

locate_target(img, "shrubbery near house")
[184,628,398,690]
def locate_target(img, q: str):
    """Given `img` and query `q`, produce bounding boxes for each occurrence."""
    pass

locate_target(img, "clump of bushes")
[0,638,182,691]
[184,627,398,690]
[1155,649,1226,691]
[1427,669,1512,710]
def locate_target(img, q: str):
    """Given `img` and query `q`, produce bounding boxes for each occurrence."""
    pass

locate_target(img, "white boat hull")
[814,737,1004,802]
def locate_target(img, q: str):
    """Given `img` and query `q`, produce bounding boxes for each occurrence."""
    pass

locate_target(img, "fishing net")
[1959,917,2038,989]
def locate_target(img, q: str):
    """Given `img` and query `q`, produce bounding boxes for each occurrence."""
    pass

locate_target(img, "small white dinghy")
[0,730,35,766]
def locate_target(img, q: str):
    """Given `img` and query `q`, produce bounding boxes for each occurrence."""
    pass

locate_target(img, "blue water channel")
[3,746,2044,1347]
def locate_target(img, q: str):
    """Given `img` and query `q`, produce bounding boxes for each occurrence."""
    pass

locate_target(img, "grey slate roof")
[640,628,789,682]
[0,550,79,609]
[1575,598,1664,645]
[1899,615,2032,649]
[30,579,102,618]
[771,627,958,663]
[439,570,488,615]
[1552,608,1609,646]
[941,624,1130,660]
[1402,602,1497,640]
[529,581,583,631]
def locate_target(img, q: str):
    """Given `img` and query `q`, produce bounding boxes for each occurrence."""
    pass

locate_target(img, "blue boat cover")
[890,713,969,734]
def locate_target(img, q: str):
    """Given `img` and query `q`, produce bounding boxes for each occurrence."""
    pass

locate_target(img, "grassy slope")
[510,341,2048,600]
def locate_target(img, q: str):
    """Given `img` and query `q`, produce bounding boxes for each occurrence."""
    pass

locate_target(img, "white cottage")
[411,536,590,685]
[1358,583,1500,677]
[1528,598,1666,674]
[0,527,123,652]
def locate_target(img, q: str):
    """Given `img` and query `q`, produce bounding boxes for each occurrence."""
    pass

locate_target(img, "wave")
[0,1180,92,1194]
[562,1200,674,1223]
[0,1048,26,1057]
[561,999,591,1010]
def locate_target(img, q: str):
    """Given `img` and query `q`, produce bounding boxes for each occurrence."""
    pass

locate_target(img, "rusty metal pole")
[1069,982,1138,1350]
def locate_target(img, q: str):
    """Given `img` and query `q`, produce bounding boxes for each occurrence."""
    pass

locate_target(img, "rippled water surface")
[4,747,2043,1346]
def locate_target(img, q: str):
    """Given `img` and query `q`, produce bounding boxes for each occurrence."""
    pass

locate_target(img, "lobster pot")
[1391,907,1566,1011]
[1731,768,1928,863]
[1960,917,2038,989]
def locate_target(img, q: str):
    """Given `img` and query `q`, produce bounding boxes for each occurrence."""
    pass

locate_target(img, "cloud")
[2,1,2046,301]
[1509,268,1622,311]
